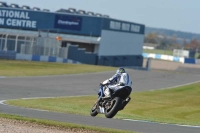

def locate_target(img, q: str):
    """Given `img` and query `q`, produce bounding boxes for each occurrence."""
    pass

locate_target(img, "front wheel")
[105,97,122,118]
[90,103,98,117]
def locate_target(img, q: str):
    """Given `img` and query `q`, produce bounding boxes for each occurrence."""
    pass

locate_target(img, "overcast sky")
[4,0,200,34]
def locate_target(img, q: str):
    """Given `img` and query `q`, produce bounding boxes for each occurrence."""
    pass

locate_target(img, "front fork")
[95,97,105,114]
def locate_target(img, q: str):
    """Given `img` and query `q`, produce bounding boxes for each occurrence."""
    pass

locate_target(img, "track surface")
[0,69,200,133]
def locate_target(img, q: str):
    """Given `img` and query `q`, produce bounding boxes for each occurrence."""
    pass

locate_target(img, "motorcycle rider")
[95,68,132,108]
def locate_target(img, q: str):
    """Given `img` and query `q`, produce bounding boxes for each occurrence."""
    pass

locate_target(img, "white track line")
[0,95,92,112]
[1,71,115,79]
[123,119,200,128]
[150,80,200,91]
[0,100,6,105]
[21,95,92,100]
[0,100,51,112]
[0,95,91,105]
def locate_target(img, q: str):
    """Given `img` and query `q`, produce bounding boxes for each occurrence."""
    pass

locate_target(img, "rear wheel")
[90,103,98,117]
[105,97,122,118]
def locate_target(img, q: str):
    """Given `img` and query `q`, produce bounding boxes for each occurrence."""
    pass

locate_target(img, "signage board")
[54,15,82,31]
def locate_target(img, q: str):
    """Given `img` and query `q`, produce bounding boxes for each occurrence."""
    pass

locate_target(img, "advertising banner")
[0,9,38,29]
[54,15,82,31]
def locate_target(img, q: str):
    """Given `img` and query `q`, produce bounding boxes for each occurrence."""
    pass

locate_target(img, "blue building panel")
[0,8,54,30]
[0,8,102,36]
[52,14,102,36]
[0,8,145,37]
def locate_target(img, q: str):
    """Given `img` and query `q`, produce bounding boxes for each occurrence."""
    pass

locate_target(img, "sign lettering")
[54,15,82,31]
[0,9,37,28]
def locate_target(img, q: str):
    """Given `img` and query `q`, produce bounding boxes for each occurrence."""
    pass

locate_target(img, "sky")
[4,0,200,34]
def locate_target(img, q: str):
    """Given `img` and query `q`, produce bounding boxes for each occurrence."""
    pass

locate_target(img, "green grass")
[0,60,116,76]
[0,114,136,133]
[6,82,200,126]
[195,53,200,58]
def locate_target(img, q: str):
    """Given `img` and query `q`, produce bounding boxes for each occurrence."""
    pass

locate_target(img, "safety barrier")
[0,51,16,60]
[184,58,196,64]
[143,53,200,64]
[16,54,81,64]
[142,53,184,63]
[0,51,81,64]
[1,51,199,65]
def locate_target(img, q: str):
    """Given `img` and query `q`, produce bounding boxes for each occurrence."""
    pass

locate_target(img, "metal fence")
[0,33,68,59]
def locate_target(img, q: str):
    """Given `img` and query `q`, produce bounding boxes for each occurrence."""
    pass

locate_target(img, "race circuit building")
[0,3,145,67]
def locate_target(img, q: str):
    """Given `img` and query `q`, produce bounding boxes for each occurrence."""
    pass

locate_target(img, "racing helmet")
[116,68,126,75]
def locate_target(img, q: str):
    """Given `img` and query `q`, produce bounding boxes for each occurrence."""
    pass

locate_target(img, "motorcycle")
[90,82,131,118]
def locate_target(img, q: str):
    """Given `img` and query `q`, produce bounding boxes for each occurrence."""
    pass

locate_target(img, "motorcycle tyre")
[90,104,98,117]
[105,97,122,118]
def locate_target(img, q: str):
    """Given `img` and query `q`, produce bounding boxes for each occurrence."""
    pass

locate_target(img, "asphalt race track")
[0,69,200,133]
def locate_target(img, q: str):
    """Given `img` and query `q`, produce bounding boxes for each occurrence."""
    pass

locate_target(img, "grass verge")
[6,82,200,126]
[0,113,136,133]
[0,60,116,77]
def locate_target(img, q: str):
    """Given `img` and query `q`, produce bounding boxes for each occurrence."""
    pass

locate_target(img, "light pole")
[0,34,6,51]
[3,34,9,51]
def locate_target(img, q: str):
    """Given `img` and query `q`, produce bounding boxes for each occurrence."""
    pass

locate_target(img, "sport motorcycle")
[90,83,131,118]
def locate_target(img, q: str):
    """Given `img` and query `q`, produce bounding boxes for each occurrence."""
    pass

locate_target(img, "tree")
[185,39,200,51]
[144,33,159,44]
[170,34,177,45]
[182,38,188,49]
[157,34,168,49]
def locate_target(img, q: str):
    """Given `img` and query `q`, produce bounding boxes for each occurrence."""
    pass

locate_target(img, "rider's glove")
[99,82,104,86]
[100,79,110,86]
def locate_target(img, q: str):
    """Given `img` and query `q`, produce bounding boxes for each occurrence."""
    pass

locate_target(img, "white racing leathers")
[99,73,132,99]
[108,73,132,91]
